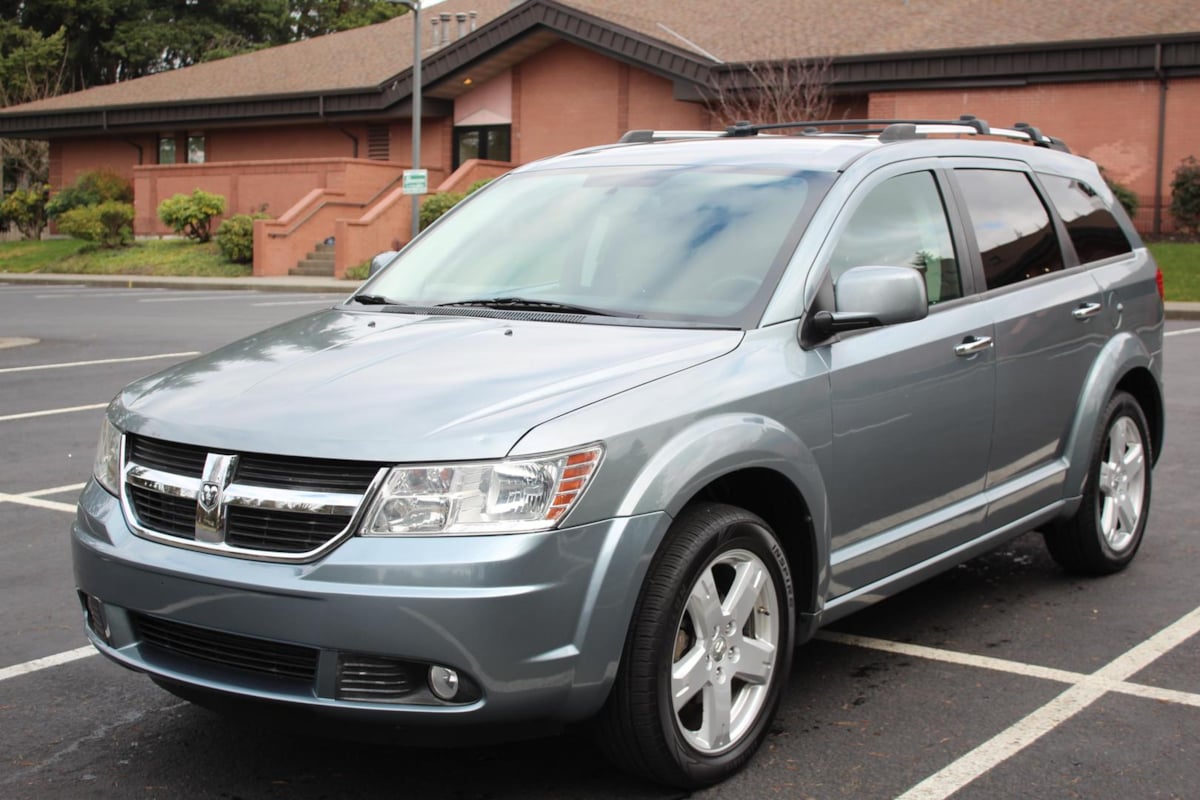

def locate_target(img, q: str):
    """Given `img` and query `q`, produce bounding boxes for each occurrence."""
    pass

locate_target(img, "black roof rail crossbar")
[1012,121,1071,152]
[725,115,991,137]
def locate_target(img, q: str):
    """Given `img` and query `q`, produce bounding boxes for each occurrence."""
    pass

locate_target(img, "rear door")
[947,161,1107,529]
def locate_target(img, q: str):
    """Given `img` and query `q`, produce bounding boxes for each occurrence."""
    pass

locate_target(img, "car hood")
[114,309,741,462]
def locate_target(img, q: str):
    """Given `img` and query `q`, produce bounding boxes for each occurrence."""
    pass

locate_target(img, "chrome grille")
[133,614,319,681]
[128,485,196,538]
[225,506,351,552]
[122,434,385,561]
[336,654,419,703]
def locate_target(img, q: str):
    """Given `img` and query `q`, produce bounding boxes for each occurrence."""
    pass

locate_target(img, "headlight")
[93,418,122,495]
[360,445,603,535]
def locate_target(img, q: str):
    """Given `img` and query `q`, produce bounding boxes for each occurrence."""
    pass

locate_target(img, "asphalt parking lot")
[2,283,1197,800]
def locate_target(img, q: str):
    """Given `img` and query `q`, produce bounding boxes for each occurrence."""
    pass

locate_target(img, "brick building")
[1,0,1198,276]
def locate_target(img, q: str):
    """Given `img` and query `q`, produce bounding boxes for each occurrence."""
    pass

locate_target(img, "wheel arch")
[1062,333,1163,503]
[613,413,830,636]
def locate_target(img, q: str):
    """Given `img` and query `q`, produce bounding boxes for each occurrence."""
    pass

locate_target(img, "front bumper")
[71,479,670,725]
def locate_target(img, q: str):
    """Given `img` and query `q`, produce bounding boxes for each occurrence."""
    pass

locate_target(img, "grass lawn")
[1148,242,1200,303]
[0,238,251,278]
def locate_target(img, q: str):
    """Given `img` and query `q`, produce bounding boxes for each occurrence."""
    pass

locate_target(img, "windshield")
[362,165,833,327]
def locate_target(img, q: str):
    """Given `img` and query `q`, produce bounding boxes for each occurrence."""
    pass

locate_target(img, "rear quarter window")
[1038,173,1134,264]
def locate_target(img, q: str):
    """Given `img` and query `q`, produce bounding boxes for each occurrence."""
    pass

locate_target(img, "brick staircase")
[290,241,336,277]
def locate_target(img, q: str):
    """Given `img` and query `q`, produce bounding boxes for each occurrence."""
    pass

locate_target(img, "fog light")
[428,665,460,701]
[82,592,110,644]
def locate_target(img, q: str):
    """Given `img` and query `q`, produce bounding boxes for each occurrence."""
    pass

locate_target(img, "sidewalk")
[1,272,1198,319]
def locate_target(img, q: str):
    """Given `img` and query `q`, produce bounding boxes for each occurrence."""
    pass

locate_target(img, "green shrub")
[215,212,269,263]
[1099,167,1138,218]
[419,191,465,230]
[1169,155,1200,236]
[46,168,134,218]
[0,184,51,240]
[56,201,135,248]
[158,189,227,242]
[344,261,370,280]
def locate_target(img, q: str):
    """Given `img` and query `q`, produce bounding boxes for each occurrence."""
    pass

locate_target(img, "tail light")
[1155,267,1164,300]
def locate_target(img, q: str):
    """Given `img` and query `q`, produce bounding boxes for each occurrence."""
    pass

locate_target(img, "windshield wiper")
[349,294,403,306]
[436,296,632,317]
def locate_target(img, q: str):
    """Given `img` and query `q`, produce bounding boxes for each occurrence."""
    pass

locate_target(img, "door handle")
[1072,302,1103,320]
[954,335,993,357]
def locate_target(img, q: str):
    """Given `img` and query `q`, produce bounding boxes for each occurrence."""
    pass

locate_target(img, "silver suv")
[74,117,1164,788]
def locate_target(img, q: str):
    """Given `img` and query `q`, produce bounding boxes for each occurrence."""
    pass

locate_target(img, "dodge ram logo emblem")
[199,481,221,511]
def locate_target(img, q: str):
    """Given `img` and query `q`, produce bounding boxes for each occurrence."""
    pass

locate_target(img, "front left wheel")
[597,503,795,788]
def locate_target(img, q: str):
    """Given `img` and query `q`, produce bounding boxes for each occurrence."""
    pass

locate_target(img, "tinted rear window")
[956,169,1064,290]
[1038,173,1133,264]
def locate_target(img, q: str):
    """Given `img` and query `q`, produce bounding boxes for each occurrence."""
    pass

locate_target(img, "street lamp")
[390,0,422,239]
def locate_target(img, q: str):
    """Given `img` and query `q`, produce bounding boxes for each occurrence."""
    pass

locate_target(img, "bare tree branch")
[704,58,834,127]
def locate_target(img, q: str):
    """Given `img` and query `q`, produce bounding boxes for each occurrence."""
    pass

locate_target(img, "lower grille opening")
[336,654,420,703]
[132,614,319,682]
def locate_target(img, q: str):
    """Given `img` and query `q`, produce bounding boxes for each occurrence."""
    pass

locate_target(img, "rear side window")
[956,169,1063,290]
[1038,173,1134,263]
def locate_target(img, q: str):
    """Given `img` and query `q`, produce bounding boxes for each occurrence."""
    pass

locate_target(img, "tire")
[597,503,795,788]
[1044,391,1152,575]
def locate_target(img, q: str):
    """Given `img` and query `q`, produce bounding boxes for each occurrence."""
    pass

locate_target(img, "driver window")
[827,171,962,304]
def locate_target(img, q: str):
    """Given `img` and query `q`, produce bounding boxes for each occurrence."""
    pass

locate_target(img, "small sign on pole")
[402,169,429,195]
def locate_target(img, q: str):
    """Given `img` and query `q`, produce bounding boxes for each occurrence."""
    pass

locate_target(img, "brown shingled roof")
[2,0,1198,118]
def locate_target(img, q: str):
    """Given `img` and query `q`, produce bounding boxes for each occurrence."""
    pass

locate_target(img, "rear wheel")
[597,503,794,788]
[1044,391,1152,574]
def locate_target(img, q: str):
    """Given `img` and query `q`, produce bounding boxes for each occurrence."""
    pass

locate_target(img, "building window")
[453,125,510,170]
[158,135,176,164]
[187,134,206,164]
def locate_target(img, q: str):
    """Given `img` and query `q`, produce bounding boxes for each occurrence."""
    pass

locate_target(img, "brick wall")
[870,77,1200,233]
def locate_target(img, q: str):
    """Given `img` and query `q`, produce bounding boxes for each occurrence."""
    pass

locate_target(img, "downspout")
[1153,42,1168,237]
[319,93,360,159]
[126,140,144,165]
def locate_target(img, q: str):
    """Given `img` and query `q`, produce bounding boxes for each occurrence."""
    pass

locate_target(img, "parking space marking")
[137,293,260,303]
[0,403,106,423]
[0,492,77,512]
[0,647,95,684]
[1164,326,1200,338]
[33,290,168,299]
[251,299,343,307]
[819,630,1200,708]
[0,351,200,375]
[894,605,1200,800]
[24,482,87,498]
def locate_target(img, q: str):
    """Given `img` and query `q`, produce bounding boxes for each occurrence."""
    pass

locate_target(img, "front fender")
[614,412,830,617]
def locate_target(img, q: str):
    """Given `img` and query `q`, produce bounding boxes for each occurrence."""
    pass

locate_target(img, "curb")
[2,273,1198,318]
[0,273,358,294]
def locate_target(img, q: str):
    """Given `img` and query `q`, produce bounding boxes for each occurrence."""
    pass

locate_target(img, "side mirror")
[813,265,929,335]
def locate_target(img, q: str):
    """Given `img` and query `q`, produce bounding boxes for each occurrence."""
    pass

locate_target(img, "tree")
[0,21,66,187]
[1,1,408,90]
[704,58,834,127]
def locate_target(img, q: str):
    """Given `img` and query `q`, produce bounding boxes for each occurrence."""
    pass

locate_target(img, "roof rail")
[620,115,1069,152]
[618,129,726,144]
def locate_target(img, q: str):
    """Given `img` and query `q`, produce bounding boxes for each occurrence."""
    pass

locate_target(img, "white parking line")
[1165,326,1200,338]
[34,290,167,299]
[0,351,199,375]
[893,605,1200,800]
[0,402,107,423]
[252,299,342,307]
[0,647,95,683]
[137,294,255,303]
[0,492,78,512]
[24,482,87,498]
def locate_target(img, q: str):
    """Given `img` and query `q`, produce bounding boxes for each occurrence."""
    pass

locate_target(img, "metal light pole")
[391,0,422,239]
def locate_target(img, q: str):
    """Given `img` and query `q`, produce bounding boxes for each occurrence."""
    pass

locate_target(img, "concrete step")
[313,242,336,255]
[290,260,336,276]
[304,250,336,262]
